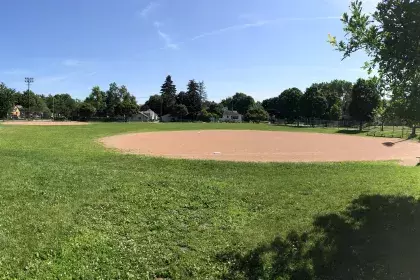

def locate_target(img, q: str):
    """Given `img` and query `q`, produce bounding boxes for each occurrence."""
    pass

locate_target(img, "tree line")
[0,74,418,131]
[329,0,420,135]
[0,82,140,121]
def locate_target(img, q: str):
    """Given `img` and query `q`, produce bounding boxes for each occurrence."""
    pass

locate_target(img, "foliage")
[198,81,207,102]
[184,80,203,119]
[391,80,420,135]
[312,80,353,119]
[85,86,106,117]
[221,93,255,115]
[143,95,162,116]
[300,86,328,120]
[328,103,342,121]
[160,75,177,115]
[0,83,15,119]
[349,78,380,130]
[329,0,420,87]
[244,104,269,123]
[172,103,188,118]
[205,101,224,118]
[43,93,77,119]
[0,123,418,278]
[77,102,96,119]
[279,88,303,121]
[261,97,281,117]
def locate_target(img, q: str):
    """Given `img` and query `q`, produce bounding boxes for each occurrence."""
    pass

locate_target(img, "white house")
[129,109,159,122]
[141,109,159,121]
[220,110,242,122]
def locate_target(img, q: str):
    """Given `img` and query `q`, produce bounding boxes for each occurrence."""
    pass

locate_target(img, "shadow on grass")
[218,195,420,279]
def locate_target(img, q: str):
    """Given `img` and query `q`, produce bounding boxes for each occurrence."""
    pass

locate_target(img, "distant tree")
[0,83,15,119]
[206,101,224,118]
[78,102,96,120]
[104,82,120,117]
[144,95,163,116]
[172,104,188,119]
[18,90,50,117]
[85,86,106,117]
[245,104,269,123]
[391,80,420,136]
[184,80,202,119]
[221,92,255,115]
[328,103,342,121]
[160,75,177,115]
[278,88,303,122]
[349,78,380,131]
[176,91,188,105]
[45,94,76,119]
[262,97,281,117]
[198,81,207,102]
[115,98,139,122]
[313,80,353,119]
[300,86,328,123]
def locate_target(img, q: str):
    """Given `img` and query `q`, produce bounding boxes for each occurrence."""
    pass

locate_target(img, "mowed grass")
[0,122,419,279]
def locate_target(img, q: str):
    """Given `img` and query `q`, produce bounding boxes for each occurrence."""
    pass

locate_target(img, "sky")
[0,0,379,103]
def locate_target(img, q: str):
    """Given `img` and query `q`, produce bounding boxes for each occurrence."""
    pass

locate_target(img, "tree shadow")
[336,129,364,135]
[382,138,410,147]
[218,195,420,279]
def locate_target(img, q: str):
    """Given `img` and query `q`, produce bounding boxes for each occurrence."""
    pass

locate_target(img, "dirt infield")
[100,130,420,165]
[2,121,88,126]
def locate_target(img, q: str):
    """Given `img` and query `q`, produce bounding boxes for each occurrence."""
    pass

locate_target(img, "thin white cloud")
[1,69,28,75]
[190,16,341,41]
[62,59,82,67]
[154,21,163,28]
[37,75,69,84]
[139,2,159,18]
[86,71,97,77]
[157,29,178,50]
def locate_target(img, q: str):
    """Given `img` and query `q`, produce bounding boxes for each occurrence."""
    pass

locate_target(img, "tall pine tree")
[184,80,202,120]
[160,75,177,115]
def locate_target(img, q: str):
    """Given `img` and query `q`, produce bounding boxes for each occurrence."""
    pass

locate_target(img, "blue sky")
[0,0,379,103]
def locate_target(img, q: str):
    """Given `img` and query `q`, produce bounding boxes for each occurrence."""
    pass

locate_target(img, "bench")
[417,157,420,163]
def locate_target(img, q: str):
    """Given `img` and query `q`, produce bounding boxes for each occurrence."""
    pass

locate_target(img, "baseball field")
[1,122,420,279]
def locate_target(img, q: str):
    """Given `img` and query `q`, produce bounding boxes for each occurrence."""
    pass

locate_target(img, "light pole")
[25,77,34,119]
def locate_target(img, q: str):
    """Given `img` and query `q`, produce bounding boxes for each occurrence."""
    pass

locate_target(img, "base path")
[2,121,88,126]
[100,130,420,165]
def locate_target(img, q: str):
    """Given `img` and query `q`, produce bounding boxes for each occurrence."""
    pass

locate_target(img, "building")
[141,109,159,121]
[11,105,23,119]
[161,114,178,122]
[220,110,242,122]
[129,109,159,122]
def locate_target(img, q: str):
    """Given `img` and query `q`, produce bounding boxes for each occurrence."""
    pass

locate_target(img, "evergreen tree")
[160,75,177,115]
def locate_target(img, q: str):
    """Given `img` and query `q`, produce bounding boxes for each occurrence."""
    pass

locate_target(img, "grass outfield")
[0,122,419,279]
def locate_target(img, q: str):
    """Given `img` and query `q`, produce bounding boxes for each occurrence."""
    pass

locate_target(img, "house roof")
[223,110,241,116]
[141,109,157,115]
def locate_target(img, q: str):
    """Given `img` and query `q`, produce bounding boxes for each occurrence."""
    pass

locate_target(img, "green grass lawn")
[0,122,419,279]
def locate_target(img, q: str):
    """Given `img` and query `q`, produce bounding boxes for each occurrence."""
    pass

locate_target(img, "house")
[142,109,159,121]
[161,114,178,122]
[220,110,242,122]
[11,105,23,119]
[129,109,159,122]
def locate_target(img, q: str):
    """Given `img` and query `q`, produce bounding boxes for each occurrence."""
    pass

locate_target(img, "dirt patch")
[2,121,89,126]
[100,130,420,165]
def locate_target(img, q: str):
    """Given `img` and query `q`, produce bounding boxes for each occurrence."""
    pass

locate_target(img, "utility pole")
[25,77,34,119]
[53,95,55,120]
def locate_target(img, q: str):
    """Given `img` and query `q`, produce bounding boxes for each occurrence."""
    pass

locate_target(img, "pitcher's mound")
[2,121,88,126]
[100,130,420,165]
